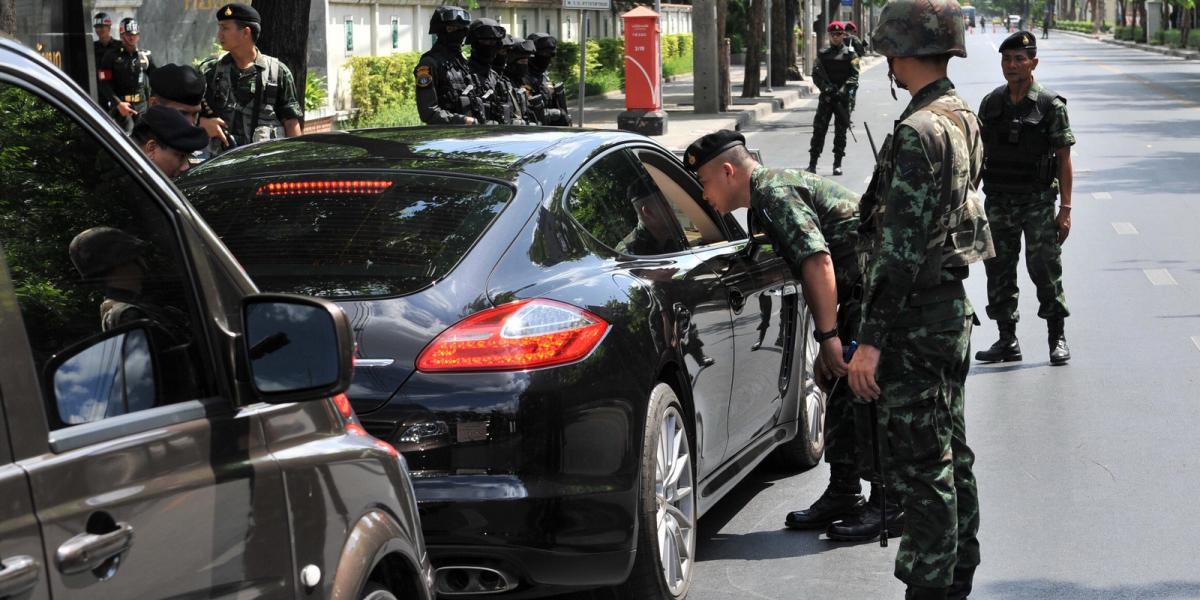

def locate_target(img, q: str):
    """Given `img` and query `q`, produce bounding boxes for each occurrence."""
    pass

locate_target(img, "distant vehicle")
[0,37,433,600]
[179,126,830,599]
[963,5,977,27]
[1009,14,1023,27]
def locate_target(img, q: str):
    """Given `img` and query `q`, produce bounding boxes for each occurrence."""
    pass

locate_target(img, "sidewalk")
[575,65,819,149]
[1057,28,1200,60]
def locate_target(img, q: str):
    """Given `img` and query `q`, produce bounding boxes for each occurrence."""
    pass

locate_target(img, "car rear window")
[182,174,513,298]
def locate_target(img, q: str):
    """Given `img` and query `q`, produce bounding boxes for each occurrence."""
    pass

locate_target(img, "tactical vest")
[819,47,855,86]
[861,97,994,298]
[979,84,1063,195]
[111,48,152,100]
[206,54,284,147]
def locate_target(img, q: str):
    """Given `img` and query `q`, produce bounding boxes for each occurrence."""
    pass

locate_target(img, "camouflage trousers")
[875,315,980,588]
[809,95,852,162]
[824,300,867,477]
[983,194,1070,322]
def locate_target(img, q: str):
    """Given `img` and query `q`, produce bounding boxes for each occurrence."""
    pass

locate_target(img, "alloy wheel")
[655,405,695,597]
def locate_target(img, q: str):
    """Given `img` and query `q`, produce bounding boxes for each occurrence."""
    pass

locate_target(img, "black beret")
[140,106,209,153]
[683,130,746,172]
[150,64,206,106]
[217,3,260,23]
[999,31,1036,52]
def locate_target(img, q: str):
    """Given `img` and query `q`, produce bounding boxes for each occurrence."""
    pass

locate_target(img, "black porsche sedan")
[178,127,828,599]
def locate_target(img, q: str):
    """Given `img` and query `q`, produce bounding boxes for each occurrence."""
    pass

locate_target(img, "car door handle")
[728,287,746,312]
[673,303,692,327]
[55,521,134,575]
[0,555,39,596]
[767,283,799,297]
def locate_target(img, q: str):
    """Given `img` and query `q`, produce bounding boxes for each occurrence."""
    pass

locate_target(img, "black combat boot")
[1048,318,1071,365]
[826,486,904,541]
[832,157,844,176]
[785,465,864,530]
[906,585,948,600]
[947,565,976,600]
[974,321,1021,363]
[806,157,818,173]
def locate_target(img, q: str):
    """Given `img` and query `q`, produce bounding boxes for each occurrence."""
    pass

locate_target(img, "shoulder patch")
[415,65,433,88]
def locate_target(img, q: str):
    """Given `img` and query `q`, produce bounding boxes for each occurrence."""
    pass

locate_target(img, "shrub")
[304,72,327,112]
[1054,20,1095,34]
[345,103,421,129]
[595,38,625,72]
[346,52,422,118]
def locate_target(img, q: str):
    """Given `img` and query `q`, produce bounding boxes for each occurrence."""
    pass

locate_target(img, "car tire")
[359,582,398,600]
[771,310,827,470]
[618,382,696,600]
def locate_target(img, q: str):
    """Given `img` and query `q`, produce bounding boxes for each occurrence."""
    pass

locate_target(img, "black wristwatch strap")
[813,327,839,342]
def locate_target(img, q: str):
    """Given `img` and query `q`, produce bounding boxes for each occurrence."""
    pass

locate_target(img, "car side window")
[0,82,209,429]
[566,150,686,256]
[635,150,735,246]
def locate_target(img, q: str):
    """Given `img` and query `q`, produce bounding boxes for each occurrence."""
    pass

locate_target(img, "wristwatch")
[813,327,839,342]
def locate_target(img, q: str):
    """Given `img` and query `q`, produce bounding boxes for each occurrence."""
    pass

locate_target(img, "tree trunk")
[718,0,729,109]
[1116,0,1124,27]
[1092,0,1101,33]
[786,0,801,80]
[0,0,14,36]
[770,0,787,86]
[742,0,763,97]
[253,0,313,120]
[1181,6,1192,48]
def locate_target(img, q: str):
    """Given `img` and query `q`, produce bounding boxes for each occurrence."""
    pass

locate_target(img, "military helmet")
[430,6,471,34]
[510,39,536,58]
[527,32,558,56]
[468,18,506,41]
[93,12,112,28]
[69,227,149,279]
[119,17,139,36]
[871,0,967,58]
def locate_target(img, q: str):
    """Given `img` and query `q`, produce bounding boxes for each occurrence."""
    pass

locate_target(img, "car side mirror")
[740,232,772,262]
[47,322,158,427]
[241,294,354,403]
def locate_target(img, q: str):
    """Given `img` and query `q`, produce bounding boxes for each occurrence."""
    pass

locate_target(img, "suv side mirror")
[241,294,354,403]
[47,322,158,426]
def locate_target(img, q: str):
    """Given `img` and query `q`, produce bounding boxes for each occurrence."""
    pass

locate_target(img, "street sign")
[841,0,852,6]
[564,0,612,10]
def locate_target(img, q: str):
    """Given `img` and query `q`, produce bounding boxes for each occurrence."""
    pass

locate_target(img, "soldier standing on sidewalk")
[415,6,482,125]
[92,12,119,113]
[525,33,572,126]
[201,3,303,154]
[808,21,859,176]
[99,18,155,133]
[465,19,515,124]
[975,31,1074,366]
[847,0,992,597]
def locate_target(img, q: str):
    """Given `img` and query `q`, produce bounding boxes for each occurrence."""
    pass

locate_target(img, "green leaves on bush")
[347,52,422,119]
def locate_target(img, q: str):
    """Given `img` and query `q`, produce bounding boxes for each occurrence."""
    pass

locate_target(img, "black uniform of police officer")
[465,19,516,124]
[99,18,156,133]
[525,33,571,126]
[415,6,483,125]
[201,3,303,155]
[503,38,538,125]
[92,12,120,113]
[807,21,859,175]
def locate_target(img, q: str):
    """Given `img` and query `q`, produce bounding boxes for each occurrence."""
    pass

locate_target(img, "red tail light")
[256,180,393,197]
[416,299,609,372]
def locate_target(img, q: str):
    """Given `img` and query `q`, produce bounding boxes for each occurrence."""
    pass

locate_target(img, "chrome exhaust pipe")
[433,566,518,595]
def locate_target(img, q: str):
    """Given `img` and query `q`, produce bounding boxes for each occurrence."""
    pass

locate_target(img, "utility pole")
[804,0,814,76]
[765,0,773,92]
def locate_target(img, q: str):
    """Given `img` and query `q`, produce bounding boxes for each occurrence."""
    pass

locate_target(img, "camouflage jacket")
[858,78,982,348]
[748,167,829,291]
[749,166,860,300]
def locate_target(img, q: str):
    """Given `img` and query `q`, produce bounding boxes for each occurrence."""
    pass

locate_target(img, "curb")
[1056,28,1200,59]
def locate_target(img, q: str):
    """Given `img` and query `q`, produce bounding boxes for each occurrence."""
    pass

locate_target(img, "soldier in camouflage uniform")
[808,21,860,176]
[683,130,848,408]
[974,31,1074,366]
[68,227,187,335]
[202,3,303,155]
[846,1,992,597]
[845,21,869,57]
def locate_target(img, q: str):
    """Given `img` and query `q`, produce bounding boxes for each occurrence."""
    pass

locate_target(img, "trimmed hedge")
[346,52,422,119]
[1055,20,1095,33]
[1114,25,1145,40]
[1153,29,1200,49]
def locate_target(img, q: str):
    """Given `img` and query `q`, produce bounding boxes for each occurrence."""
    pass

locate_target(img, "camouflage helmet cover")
[69,227,149,279]
[871,0,967,58]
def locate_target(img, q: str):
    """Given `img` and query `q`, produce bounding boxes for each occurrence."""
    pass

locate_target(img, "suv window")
[567,150,685,256]
[181,174,513,298]
[0,82,208,428]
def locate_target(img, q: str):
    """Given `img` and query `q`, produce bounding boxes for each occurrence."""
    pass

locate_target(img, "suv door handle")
[55,521,134,575]
[0,555,39,596]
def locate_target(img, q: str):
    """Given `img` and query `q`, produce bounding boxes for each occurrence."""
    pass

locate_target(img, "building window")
[603,18,608,37]
[546,18,551,34]
[585,14,591,37]
[566,17,571,39]
[345,16,353,54]
[391,16,400,49]
[522,17,528,37]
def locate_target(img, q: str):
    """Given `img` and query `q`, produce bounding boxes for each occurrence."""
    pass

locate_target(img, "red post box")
[618,6,668,136]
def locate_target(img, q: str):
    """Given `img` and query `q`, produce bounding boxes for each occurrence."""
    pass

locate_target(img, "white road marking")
[1144,269,1178,286]
[1092,191,1112,200]
[1111,222,1138,235]
[1192,336,1200,352]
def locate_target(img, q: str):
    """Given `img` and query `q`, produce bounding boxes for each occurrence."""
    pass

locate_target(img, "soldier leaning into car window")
[201,3,303,155]
[684,130,847,397]
[98,17,156,133]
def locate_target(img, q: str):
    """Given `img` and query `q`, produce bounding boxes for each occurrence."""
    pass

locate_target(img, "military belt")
[907,280,966,307]
[123,94,143,103]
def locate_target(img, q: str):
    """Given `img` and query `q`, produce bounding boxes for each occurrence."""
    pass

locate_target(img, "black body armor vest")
[980,84,1064,195]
